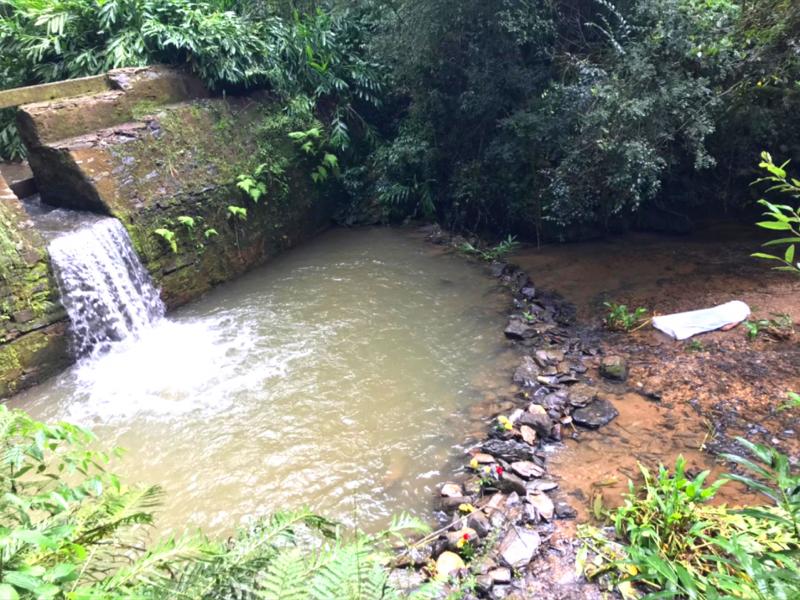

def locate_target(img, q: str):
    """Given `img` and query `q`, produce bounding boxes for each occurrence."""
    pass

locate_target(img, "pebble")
[527,492,555,521]
[441,483,464,497]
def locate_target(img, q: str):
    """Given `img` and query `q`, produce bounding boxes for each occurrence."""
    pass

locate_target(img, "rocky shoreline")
[388,226,626,599]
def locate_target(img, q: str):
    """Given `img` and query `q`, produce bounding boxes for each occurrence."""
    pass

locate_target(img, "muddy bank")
[506,225,799,576]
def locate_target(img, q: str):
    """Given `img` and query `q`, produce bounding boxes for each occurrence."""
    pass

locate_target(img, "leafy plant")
[780,391,800,411]
[289,128,339,183]
[751,152,800,274]
[578,446,800,599]
[686,339,705,352]
[177,215,196,230]
[203,227,218,239]
[237,172,268,203]
[603,302,649,332]
[459,235,520,262]
[154,227,178,253]
[745,313,795,341]
[226,205,247,221]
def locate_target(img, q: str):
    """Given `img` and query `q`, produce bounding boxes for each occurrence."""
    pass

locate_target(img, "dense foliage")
[1,0,799,231]
[360,0,800,235]
[0,405,437,599]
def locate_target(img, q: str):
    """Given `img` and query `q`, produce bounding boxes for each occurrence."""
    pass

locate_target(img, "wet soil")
[511,223,800,517]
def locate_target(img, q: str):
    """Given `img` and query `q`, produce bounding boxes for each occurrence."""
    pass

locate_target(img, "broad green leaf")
[756,221,791,231]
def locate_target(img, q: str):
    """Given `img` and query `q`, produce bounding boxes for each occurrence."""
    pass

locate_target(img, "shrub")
[751,152,800,275]
[578,441,800,599]
[603,302,649,332]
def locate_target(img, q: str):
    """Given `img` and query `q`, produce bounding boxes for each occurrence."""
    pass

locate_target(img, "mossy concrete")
[0,74,110,110]
[0,175,69,397]
[0,66,334,397]
[42,94,332,308]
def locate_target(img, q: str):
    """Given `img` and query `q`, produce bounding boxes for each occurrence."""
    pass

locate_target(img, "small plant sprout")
[237,169,268,203]
[686,339,705,352]
[780,391,800,411]
[227,205,248,221]
[177,215,196,230]
[456,532,475,559]
[204,228,219,239]
[154,228,178,253]
[603,301,649,332]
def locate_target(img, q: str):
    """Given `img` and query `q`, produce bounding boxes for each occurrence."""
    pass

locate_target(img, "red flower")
[496,466,504,476]
[463,533,470,540]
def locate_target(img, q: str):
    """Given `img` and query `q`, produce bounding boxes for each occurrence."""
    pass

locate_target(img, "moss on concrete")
[0,179,69,397]
[0,76,335,397]
[94,95,333,309]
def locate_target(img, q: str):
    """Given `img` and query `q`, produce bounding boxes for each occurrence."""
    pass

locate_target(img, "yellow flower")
[456,538,466,549]
[504,421,513,431]
[483,466,491,474]
[469,457,479,470]
[458,503,476,514]
[498,415,510,425]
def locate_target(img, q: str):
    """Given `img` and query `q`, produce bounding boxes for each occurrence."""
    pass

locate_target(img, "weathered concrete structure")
[0,66,333,396]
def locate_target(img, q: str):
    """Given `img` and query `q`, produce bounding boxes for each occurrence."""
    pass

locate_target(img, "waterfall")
[48,218,165,358]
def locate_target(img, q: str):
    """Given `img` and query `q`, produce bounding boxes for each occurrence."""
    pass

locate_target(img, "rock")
[491,585,511,599]
[518,405,552,438]
[520,284,536,300]
[476,575,494,593]
[512,356,540,386]
[504,319,535,340]
[435,551,466,581]
[520,425,537,445]
[490,262,508,277]
[600,355,628,381]
[510,461,545,479]
[527,480,558,492]
[527,492,555,521]
[568,383,598,408]
[533,350,550,368]
[472,452,496,464]
[441,483,464,498]
[555,500,578,519]
[395,544,433,567]
[468,511,492,537]
[481,439,537,462]
[11,309,34,324]
[572,398,619,429]
[441,496,474,511]
[488,567,512,584]
[388,568,426,593]
[497,472,527,496]
[499,527,541,568]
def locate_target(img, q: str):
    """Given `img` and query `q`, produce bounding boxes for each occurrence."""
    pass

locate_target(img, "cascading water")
[48,218,165,357]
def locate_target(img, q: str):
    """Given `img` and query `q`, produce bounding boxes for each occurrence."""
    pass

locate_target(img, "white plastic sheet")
[652,300,751,340]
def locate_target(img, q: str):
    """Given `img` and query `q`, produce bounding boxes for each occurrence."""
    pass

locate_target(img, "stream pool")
[11,227,512,535]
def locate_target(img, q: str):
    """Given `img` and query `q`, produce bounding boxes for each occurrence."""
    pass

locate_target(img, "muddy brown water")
[11,228,515,535]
